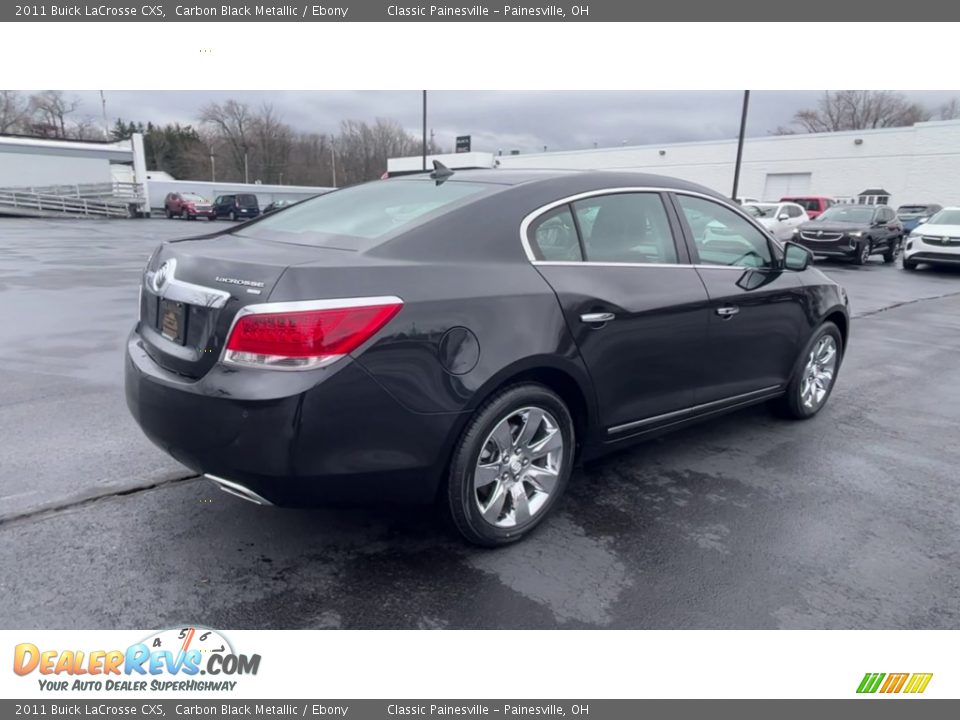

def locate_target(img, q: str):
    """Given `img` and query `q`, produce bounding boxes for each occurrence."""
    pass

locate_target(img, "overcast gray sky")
[69,90,960,153]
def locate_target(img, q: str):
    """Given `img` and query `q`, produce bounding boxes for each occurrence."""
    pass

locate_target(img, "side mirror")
[777,213,789,221]
[783,241,813,271]
[917,217,928,225]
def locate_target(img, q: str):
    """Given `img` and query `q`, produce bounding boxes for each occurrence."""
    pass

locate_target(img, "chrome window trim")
[219,295,404,371]
[519,186,782,270]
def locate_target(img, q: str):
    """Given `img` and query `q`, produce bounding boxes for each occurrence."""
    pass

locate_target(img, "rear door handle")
[715,306,740,318]
[580,312,615,324]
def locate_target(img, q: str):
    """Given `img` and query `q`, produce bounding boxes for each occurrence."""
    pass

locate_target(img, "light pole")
[243,150,249,184]
[209,152,216,182]
[731,90,750,201]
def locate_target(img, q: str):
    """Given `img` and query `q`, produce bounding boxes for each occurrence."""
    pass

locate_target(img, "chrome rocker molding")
[607,385,783,436]
[205,473,274,506]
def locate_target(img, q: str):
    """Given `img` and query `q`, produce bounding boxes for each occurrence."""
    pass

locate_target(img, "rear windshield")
[818,206,875,223]
[238,179,492,245]
[897,205,931,214]
[237,194,258,207]
[783,198,820,211]
[182,193,206,202]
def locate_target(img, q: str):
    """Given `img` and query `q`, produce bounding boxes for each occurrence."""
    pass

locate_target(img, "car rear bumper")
[124,329,463,505]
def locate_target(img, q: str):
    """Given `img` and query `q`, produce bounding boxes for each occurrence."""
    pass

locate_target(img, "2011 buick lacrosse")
[125,167,850,546]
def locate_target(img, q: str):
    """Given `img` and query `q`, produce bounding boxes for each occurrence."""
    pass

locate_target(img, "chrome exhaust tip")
[204,473,274,506]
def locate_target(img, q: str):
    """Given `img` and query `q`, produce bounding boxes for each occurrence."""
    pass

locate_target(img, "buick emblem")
[817,230,823,238]
[153,261,172,291]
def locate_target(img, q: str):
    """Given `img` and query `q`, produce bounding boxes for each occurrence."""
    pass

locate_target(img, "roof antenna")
[430,160,454,184]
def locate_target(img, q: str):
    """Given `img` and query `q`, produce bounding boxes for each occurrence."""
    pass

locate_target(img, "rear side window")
[240,180,492,243]
[677,194,773,269]
[572,193,678,264]
[529,206,582,261]
[237,194,258,207]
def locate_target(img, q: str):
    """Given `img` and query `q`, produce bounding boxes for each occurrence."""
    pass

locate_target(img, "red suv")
[164,192,216,221]
[781,196,833,220]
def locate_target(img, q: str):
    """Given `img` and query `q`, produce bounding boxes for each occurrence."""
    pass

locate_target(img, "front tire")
[902,257,918,271]
[165,208,173,219]
[446,384,575,547]
[852,240,871,265]
[883,237,902,264]
[771,322,843,420]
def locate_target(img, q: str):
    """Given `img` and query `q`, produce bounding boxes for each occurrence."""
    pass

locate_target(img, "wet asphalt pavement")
[1,217,959,629]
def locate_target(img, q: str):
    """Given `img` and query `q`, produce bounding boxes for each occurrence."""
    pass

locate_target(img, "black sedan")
[791,204,904,265]
[125,168,850,546]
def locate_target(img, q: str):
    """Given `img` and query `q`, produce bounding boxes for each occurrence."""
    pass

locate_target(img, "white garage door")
[763,173,812,201]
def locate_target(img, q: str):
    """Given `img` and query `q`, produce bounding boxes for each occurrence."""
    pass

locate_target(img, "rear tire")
[232,211,239,221]
[446,384,575,547]
[770,322,843,420]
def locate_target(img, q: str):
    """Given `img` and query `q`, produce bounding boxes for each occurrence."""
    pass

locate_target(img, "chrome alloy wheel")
[800,335,838,410]
[473,407,564,528]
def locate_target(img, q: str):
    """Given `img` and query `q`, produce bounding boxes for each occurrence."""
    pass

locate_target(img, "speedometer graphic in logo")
[141,626,234,659]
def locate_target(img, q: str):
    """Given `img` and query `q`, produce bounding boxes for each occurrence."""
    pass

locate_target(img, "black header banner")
[3,0,954,21]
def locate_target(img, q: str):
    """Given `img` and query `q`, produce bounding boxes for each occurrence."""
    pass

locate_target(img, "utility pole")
[330,142,337,187]
[732,90,750,201]
[422,90,427,171]
[99,91,109,139]
[210,152,216,182]
[243,150,249,184]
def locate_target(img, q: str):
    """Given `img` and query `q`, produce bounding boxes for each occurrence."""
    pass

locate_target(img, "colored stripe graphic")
[880,673,908,693]
[857,673,885,693]
[903,673,933,694]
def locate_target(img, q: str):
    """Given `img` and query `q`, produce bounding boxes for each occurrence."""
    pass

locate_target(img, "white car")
[741,202,809,241]
[902,206,960,270]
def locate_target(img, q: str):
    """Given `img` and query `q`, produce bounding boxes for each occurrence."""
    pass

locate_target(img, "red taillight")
[224,298,402,370]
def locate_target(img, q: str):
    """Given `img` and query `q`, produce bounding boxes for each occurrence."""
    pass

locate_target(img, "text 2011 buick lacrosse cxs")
[125,167,849,546]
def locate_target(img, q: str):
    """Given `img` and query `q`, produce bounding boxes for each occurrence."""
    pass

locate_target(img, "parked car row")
[163,192,262,221]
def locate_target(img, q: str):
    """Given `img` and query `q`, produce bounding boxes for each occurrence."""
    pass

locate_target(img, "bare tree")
[0,90,29,134]
[779,91,932,134]
[250,103,292,183]
[938,98,960,121]
[28,90,80,138]
[199,100,254,180]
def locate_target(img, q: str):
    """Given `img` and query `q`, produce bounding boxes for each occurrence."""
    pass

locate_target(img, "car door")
[527,190,712,436]
[671,192,812,403]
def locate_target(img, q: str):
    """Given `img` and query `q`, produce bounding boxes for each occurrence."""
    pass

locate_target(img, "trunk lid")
[139,234,331,378]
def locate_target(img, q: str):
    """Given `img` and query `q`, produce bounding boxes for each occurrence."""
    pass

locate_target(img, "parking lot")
[1,216,959,629]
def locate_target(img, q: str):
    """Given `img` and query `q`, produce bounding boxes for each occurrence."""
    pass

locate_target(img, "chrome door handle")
[716,306,740,318]
[580,312,615,324]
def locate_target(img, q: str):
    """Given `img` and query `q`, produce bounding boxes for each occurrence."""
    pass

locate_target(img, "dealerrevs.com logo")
[13,627,261,692]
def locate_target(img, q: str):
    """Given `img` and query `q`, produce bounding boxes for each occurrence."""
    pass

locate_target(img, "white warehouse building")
[388,119,960,208]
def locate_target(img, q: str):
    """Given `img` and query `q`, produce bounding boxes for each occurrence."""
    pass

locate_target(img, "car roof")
[391,168,728,198]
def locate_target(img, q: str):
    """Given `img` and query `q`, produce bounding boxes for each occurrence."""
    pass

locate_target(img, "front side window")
[676,194,773,269]
[571,193,678,264]
[529,205,582,261]
[787,205,803,218]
